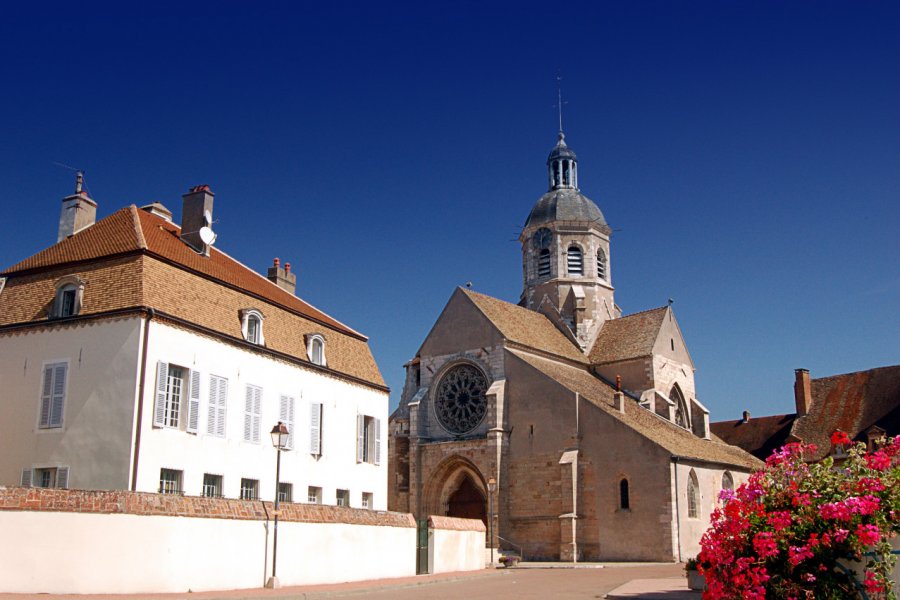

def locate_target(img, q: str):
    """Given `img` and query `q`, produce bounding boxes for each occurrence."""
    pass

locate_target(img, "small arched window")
[307,334,326,366]
[619,478,630,510]
[52,276,85,318]
[687,470,700,519]
[240,309,265,345]
[538,249,551,278]
[596,248,607,280]
[566,245,583,276]
[722,471,734,494]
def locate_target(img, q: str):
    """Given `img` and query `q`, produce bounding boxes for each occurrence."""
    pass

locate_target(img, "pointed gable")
[588,306,668,364]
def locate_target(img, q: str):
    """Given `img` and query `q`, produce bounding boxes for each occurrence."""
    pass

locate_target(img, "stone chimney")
[794,368,812,416]
[742,410,751,423]
[57,172,97,242]
[267,258,297,295]
[181,185,215,255]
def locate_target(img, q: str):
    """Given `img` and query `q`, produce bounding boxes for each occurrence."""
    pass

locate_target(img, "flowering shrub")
[699,436,900,599]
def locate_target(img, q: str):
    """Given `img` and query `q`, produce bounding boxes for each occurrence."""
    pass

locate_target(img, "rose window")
[434,364,489,434]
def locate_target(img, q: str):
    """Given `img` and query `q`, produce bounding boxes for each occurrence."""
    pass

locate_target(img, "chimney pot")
[742,410,750,423]
[274,257,280,267]
[615,374,621,391]
[794,368,812,416]
[267,257,297,295]
[285,262,291,273]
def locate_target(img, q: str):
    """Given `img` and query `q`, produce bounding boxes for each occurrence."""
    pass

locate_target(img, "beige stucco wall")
[0,509,416,594]
[429,526,487,573]
[0,316,142,489]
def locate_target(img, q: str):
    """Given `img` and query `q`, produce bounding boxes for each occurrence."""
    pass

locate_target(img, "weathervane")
[554,72,568,134]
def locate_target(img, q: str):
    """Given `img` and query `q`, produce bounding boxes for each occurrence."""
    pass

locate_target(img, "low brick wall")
[0,487,418,594]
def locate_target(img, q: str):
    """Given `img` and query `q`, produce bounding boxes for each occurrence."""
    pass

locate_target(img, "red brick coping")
[428,515,486,532]
[0,487,415,528]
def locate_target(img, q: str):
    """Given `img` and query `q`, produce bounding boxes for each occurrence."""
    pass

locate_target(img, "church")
[387,131,761,562]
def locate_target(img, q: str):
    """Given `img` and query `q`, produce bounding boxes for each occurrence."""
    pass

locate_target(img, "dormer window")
[306,334,326,366]
[240,309,265,345]
[51,276,84,318]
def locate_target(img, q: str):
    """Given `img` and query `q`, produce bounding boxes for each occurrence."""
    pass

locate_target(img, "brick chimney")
[181,185,215,255]
[267,258,297,295]
[57,172,97,242]
[794,368,812,416]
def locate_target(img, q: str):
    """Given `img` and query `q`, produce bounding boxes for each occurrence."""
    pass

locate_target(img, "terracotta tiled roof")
[792,365,900,461]
[460,288,587,364]
[3,206,359,337]
[589,306,668,364]
[710,414,796,462]
[509,349,762,470]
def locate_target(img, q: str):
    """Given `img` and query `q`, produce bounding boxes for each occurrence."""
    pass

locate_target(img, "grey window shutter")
[216,377,228,437]
[357,414,365,463]
[186,370,201,433]
[374,418,382,465]
[50,363,67,427]
[21,469,33,487]
[310,402,321,455]
[40,366,53,428]
[153,362,168,427]
[56,467,69,489]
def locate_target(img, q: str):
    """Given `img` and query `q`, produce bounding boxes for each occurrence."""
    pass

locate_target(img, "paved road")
[0,563,686,600]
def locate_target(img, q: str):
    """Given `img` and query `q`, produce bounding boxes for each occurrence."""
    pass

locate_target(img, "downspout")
[131,308,154,491]
[672,456,682,562]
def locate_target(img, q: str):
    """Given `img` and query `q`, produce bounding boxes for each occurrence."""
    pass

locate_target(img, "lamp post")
[266,421,290,589]
[487,477,496,566]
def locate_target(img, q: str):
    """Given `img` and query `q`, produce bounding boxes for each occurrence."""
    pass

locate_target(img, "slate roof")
[710,414,796,462]
[3,206,359,337]
[793,365,900,461]
[460,288,588,364]
[589,306,669,364]
[524,188,607,229]
[509,349,762,470]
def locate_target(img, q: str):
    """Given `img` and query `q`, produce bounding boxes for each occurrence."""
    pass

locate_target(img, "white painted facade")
[0,315,388,509]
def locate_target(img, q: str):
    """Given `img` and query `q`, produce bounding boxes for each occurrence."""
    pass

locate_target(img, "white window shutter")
[217,377,228,437]
[280,395,295,450]
[56,467,69,489]
[40,366,53,428]
[243,386,253,442]
[357,414,365,463]
[153,362,168,427]
[374,418,381,465]
[21,469,32,487]
[252,387,262,444]
[309,402,321,455]
[50,363,67,427]
[206,375,218,435]
[186,370,201,433]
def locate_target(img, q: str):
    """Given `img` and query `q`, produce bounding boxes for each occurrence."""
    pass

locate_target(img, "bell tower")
[519,132,618,350]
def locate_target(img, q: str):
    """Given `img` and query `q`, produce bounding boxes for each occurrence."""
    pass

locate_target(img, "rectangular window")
[240,478,259,500]
[357,415,381,464]
[307,486,322,504]
[361,492,373,509]
[310,402,323,455]
[32,467,68,489]
[279,394,295,450]
[336,489,350,507]
[202,474,223,498]
[39,362,67,428]
[159,468,183,495]
[278,482,293,503]
[153,362,200,431]
[243,385,262,443]
[207,375,228,437]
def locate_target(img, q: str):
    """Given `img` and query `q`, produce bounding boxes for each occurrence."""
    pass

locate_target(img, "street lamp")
[487,477,496,566]
[266,421,290,589]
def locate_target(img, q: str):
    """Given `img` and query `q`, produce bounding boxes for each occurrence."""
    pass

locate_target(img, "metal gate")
[416,518,429,574]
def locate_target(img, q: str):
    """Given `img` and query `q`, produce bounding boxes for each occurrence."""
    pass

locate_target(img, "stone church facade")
[388,132,761,562]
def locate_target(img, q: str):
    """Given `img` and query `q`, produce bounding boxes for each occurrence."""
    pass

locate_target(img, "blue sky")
[1,1,897,419]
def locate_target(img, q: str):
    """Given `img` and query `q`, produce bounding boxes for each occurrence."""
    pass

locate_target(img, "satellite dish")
[203,210,213,227]
[199,226,217,246]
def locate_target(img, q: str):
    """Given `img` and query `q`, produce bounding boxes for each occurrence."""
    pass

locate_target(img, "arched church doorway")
[447,475,487,525]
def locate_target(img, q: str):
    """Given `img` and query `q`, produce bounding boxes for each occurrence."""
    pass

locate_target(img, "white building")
[0,180,388,509]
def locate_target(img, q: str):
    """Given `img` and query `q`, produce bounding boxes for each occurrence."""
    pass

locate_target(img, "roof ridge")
[618,305,669,320]
[128,205,148,250]
[812,364,900,384]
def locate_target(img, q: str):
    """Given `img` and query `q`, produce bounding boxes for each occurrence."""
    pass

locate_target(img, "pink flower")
[866,450,891,470]
[856,524,881,546]
[753,531,778,558]
[864,570,886,594]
